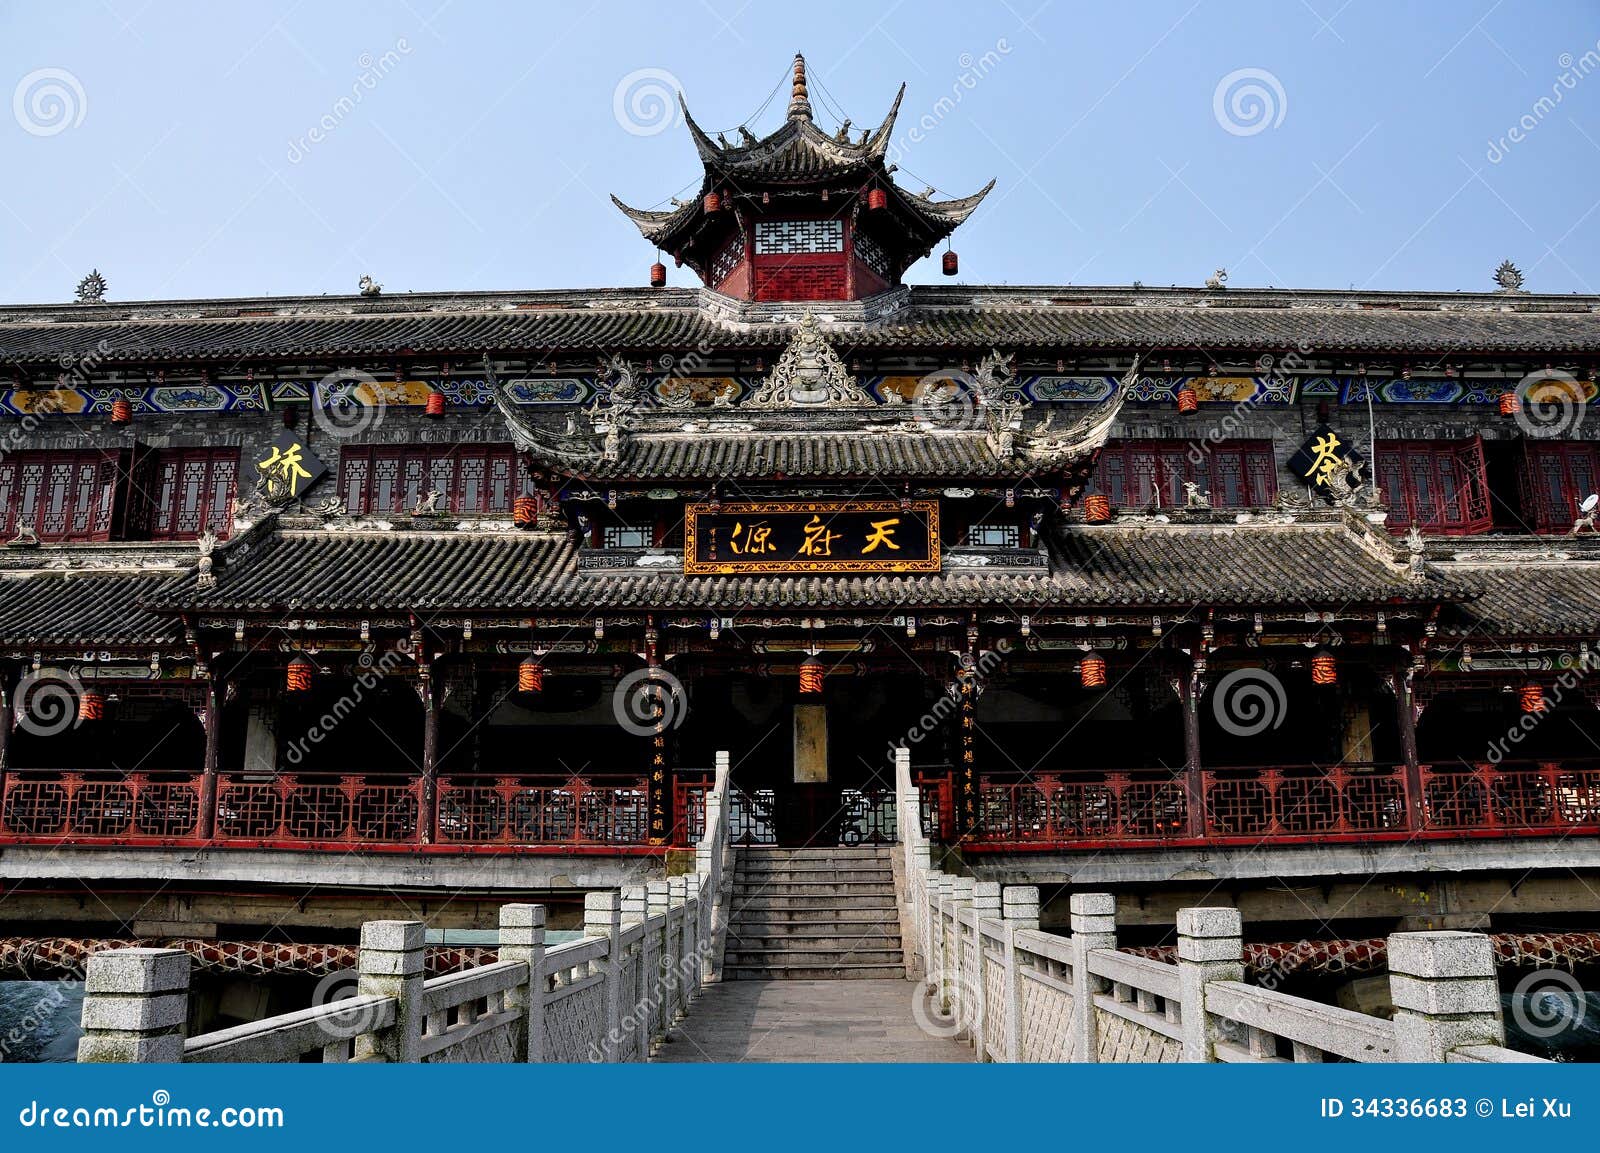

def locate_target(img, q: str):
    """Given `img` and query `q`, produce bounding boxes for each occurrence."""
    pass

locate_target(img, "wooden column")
[418,668,440,844]
[1177,661,1205,837]
[197,676,223,839]
[0,664,12,829]
[1391,666,1424,830]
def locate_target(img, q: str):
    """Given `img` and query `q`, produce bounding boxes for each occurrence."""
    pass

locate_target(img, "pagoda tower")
[611,53,994,301]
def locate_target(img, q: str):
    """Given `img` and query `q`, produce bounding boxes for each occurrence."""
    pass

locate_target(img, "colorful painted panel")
[503,377,591,405]
[652,376,741,406]
[1380,378,1463,404]
[0,383,267,417]
[1027,375,1119,403]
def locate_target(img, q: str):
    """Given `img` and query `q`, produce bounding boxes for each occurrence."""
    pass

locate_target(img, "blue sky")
[3,1,1599,303]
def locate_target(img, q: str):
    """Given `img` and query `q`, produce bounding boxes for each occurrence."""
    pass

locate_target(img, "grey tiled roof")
[150,520,1442,616]
[2,286,1595,365]
[0,570,186,646]
[1440,562,1600,636]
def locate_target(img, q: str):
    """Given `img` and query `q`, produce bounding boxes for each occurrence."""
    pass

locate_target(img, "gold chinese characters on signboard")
[683,500,940,575]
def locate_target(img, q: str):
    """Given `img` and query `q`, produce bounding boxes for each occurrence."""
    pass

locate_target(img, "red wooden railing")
[945,760,1600,851]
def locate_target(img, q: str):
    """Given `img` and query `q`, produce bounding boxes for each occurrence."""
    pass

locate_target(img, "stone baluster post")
[927,873,951,998]
[1000,886,1039,1063]
[949,877,975,1039]
[1069,892,1117,1063]
[645,879,671,1045]
[77,948,191,1063]
[584,891,623,1062]
[619,884,649,1062]
[355,920,425,1063]
[683,873,705,995]
[969,881,1001,1060]
[498,903,546,1063]
[1387,931,1505,1061]
[668,875,689,1022]
[1175,907,1244,1063]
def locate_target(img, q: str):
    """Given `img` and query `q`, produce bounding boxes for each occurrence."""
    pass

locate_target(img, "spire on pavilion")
[610,53,993,301]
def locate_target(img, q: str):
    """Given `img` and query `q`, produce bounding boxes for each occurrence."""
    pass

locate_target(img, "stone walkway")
[652,979,972,1062]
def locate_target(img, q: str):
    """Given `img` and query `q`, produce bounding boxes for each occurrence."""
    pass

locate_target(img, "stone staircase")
[723,846,906,980]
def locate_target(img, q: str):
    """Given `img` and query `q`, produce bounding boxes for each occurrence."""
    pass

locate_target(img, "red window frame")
[1089,440,1277,509]
[1519,441,1600,533]
[1375,438,1491,536]
[339,444,518,516]
[0,451,121,542]
[148,448,238,540]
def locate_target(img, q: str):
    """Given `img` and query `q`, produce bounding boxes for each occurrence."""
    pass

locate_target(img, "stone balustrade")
[77,762,734,1064]
[892,752,1557,1065]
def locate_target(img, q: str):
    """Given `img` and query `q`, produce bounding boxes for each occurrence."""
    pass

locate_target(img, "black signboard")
[684,500,940,574]
[1286,424,1364,495]
[253,430,329,502]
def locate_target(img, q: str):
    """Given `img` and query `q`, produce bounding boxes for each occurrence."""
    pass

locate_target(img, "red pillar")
[1392,667,1424,830]
[418,670,440,844]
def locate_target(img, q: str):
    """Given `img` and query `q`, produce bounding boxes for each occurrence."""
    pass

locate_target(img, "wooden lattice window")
[854,230,891,278]
[965,522,1020,548]
[1375,439,1491,535]
[709,234,743,286]
[339,444,518,515]
[0,451,121,541]
[755,219,843,254]
[1090,440,1276,508]
[148,448,238,540]
[1519,441,1600,533]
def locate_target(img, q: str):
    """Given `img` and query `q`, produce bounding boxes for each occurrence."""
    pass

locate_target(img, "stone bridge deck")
[652,979,968,1062]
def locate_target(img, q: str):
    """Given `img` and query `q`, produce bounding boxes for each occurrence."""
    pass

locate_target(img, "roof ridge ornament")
[744,312,874,408]
[788,52,811,121]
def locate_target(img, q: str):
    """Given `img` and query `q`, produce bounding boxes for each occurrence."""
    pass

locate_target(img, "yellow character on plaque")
[799,514,840,557]
[729,520,776,555]
[1303,433,1344,486]
[861,517,901,553]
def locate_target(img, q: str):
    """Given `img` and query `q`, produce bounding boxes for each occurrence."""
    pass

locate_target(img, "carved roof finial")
[1493,259,1525,294]
[788,52,812,121]
[74,269,107,304]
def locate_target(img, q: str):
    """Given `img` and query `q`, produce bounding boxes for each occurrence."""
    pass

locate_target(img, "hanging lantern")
[1083,494,1112,523]
[1310,650,1338,686]
[518,658,544,694]
[285,656,314,694]
[703,190,721,214]
[1498,391,1520,416]
[867,188,888,211]
[1175,386,1199,414]
[78,689,105,722]
[424,389,445,417]
[649,262,666,289]
[1079,653,1107,689]
[513,495,538,527]
[799,657,825,694]
[942,250,959,277]
[1519,682,1546,713]
[110,398,132,425]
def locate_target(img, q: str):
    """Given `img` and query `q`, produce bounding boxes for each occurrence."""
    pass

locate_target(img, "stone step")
[738,846,893,857]
[734,867,894,884]
[726,932,902,952]
[729,898,899,915]
[723,962,909,981]
[731,881,897,897]
[729,910,903,928]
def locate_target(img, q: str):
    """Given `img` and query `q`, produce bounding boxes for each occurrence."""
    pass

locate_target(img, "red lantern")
[78,689,105,722]
[1083,494,1112,523]
[649,262,666,289]
[513,495,538,527]
[799,657,825,694]
[518,658,544,694]
[1176,387,1199,414]
[1498,391,1520,416]
[867,188,888,211]
[286,656,314,694]
[1080,653,1107,689]
[110,399,132,424]
[942,250,959,277]
[1310,650,1338,686]
[424,390,445,417]
[703,191,721,213]
[1519,682,1546,713]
